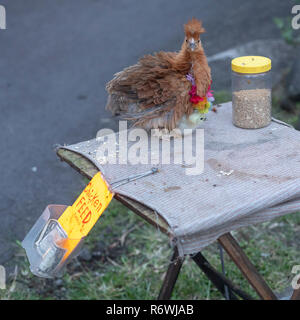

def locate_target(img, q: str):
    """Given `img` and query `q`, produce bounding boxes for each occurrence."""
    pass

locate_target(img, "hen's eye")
[198,40,200,43]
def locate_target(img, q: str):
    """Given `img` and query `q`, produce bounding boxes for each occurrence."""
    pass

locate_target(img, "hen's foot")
[151,128,182,140]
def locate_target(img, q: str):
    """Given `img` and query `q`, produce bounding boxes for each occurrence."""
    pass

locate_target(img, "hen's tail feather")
[105,51,200,129]
[106,94,138,115]
[120,105,166,120]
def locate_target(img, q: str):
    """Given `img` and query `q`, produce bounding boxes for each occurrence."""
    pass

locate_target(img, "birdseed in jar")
[232,88,271,129]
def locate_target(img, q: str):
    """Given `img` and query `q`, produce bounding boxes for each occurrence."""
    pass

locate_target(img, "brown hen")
[106,18,212,130]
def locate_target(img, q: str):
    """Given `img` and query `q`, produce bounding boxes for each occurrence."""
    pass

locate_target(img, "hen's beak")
[188,38,196,51]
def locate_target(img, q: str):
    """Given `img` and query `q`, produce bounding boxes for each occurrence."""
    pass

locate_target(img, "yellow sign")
[57,172,114,258]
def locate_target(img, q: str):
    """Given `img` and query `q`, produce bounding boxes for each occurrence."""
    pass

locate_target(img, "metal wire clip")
[110,167,159,189]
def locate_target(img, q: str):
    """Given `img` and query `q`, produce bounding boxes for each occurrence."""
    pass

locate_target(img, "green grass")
[272,100,300,128]
[1,198,299,300]
[213,90,232,105]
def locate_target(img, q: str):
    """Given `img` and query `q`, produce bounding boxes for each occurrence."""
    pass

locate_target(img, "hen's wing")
[106,52,193,130]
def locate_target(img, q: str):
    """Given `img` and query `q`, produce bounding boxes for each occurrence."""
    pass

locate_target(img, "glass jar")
[231,56,272,129]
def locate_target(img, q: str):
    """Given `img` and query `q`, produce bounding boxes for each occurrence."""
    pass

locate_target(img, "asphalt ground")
[0,0,294,263]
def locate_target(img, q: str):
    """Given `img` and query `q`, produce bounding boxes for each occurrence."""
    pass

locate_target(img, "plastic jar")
[231,56,272,129]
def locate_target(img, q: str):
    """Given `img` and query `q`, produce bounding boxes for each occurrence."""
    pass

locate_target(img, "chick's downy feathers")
[106,18,212,130]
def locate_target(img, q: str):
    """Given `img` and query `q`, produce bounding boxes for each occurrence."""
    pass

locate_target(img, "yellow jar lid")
[231,56,271,74]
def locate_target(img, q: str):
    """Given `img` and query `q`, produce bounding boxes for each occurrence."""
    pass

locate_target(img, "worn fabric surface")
[59,102,300,255]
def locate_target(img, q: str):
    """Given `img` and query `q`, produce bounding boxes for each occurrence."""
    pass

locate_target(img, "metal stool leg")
[218,233,277,300]
[192,252,253,300]
[218,244,231,300]
[158,247,184,300]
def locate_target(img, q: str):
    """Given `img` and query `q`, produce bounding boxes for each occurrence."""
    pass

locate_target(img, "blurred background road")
[0,0,295,264]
